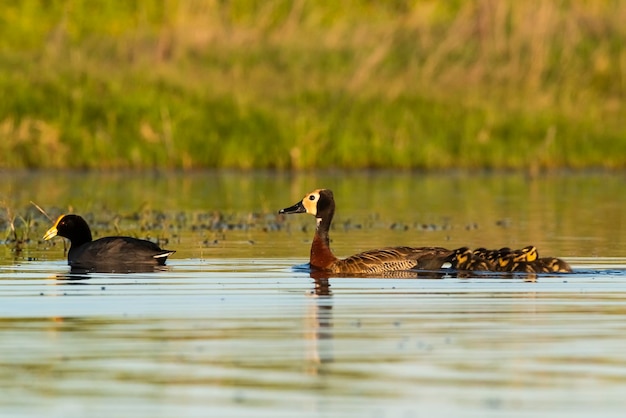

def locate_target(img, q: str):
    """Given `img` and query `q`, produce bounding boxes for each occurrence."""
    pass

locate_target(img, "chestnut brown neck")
[309,209,338,270]
[310,230,338,270]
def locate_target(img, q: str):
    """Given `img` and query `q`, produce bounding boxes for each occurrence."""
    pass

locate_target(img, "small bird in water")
[279,189,452,274]
[495,245,539,271]
[449,247,495,271]
[495,246,571,273]
[526,257,573,273]
[43,214,175,273]
[453,245,571,275]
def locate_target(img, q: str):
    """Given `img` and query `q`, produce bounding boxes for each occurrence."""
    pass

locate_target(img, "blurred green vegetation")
[0,0,624,170]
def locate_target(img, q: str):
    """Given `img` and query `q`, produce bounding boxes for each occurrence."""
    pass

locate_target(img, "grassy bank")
[0,0,625,170]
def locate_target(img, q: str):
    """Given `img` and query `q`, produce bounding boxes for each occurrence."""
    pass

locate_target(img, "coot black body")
[43,214,174,273]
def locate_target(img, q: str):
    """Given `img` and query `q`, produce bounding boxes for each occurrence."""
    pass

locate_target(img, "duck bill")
[279,201,306,215]
[43,226,58,241]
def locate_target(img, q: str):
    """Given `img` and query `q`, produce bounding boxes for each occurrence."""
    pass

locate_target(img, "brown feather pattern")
[330,246,453,274]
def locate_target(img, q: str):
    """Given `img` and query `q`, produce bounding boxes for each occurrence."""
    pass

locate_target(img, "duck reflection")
[305,276,334,375]
[303,267,446,376]
[311,269,446,280]
[311,276,332,296]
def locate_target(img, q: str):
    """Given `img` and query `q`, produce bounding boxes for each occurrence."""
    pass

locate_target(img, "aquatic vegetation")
[0,202,42,248]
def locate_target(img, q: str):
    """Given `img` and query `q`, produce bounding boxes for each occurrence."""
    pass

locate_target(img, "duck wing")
[332,246,452,274]
[531,257,573,273]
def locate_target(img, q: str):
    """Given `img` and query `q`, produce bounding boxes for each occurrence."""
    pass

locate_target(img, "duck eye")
[309,195,316,201]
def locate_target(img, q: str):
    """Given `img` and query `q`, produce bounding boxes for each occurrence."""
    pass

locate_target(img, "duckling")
[516,245,539,262]
[43,214,175,273]
[450,247,494,271]
[504,261,537,273]
[474,247,510,264]
[470,247,504,270]
[472,247,494,262]
[529,257,573,273]
[449,247,473,270]
[495,245,538,272]
[497,258,572,274]
[279,189,452,274]
[467,256,495,271]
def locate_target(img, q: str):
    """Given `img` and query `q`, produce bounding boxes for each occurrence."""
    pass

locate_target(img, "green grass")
[0,0,625,169]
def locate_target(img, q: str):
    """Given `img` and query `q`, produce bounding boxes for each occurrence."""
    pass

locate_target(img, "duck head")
[279,189,335,220]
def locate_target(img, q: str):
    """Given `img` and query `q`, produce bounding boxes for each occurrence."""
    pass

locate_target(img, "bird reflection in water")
[68,264,172,274]
[303,268,445,376]
[305,274,334,375]
[51,265,172,281]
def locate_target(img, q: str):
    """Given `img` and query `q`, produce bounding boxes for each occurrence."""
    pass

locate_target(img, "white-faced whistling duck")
[279,189,453,274]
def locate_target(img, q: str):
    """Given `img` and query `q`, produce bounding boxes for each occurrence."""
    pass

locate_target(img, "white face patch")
[302,190,321,216]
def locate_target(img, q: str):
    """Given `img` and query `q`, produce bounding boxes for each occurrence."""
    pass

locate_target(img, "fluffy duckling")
[450,247,494,271]
[496,245,539,272]
[496,245,571,274]
[528,257,573,273]
[473,247,508,264]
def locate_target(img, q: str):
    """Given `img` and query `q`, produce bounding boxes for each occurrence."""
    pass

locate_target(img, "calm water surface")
[1,171,626,417]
